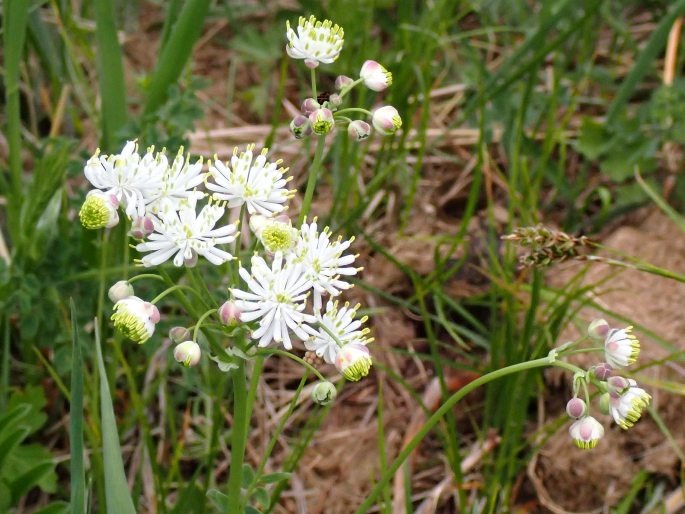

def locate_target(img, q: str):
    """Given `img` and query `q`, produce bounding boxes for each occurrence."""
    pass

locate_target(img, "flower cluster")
[563,319,651,449]
[285,15,402,141]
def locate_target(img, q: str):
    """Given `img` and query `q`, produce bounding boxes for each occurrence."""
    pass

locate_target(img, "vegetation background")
[2,0,685,512]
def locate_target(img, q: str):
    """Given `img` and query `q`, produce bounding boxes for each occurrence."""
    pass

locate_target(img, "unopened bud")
[309,108,335,135]
[328,93,342,109]
[173,341,201,367]
[588,319,610,340]
[335,75,353,90]
[290,115,312,139]
[301,98,320,116]
[129,216,155,239]
[360,60,392,92]
[347,120,371,141]
[219,301,242,325]
[311,381,337,405]
[599,393,610,415]
[169,326,191,344]
[372,105,402,135]
[566,398,587,419]
[607,376,629,394]
[593,362,613,381]
[108,280,134,303]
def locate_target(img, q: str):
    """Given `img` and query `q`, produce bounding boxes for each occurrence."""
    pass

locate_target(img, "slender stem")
[256,348,326,381]
[151,284,205,305]
[227,359,249,514]
[192,309,218,343]
[562,348,604,356]
[354,355,568,514]
[298,135,326,225]
[127,273,166,284]
[310,67,317,98]
[334,107,372,117]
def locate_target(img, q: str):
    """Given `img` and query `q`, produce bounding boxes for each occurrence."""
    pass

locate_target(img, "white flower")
[79,190,120,229]
[285,15,344,68]
[604,326,640,367]
[335,343,372,381]
[609,379,651,429]
[568,416,604,449]
[305,300,373,364]
[231,253,316,350]
[372,106,402,135]
[145,148,206,215]
[295,220,358,310]
[250,215,296,254]
[136,199,238,267]
[173,341,202,367]
[84,141,164,218]
[360,60,392,91]
[111,296,160,344]
[207,145,293,217]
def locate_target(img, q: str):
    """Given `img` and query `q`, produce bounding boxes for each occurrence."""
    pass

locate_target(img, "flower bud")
[328,93,342,109]
[335,343,372,381]
[309,108,335,135]
[219,301,242,325]
[360,60,393,91]
[587,319,610,340]
[290,115,312,139]
[129,216,155,239]
[311,381,337,405]
[173,341,201,367]
[566,398,587,419]
[598,393,610,415]
[372,106,402,135]
[169,326,191,344]
[607,376,629,394]
[335,75,353,90]
[108,280,134,303]
[111,296,160,344]
[593,362,613,381]
[347,120,371,141]
[79,190,119,230]
[301,98,321,116]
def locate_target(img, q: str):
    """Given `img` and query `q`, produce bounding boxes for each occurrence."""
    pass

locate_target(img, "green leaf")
[252,488,270,509]
[9,461,54,503]
[0,428,29,471]
[32,502,70,514]
[69,300,85,514]
[241,463,255,488]
[244,507,262,514]
[258,472,292,484]
[95,323,136,514]
[5,444,57,493]
[575,117,610,160]
[206,488,229,511]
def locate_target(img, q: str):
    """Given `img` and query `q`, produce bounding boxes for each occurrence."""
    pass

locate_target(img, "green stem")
[127,273,166,284]
[353,355,572,514]
[192,309,218,343]
[298,135,327,225]
[227,359,249,514]
[151,284,205,305]
[561,348,604,356]
[256,349,326,381]
[310,67,317,98]
[334,107,372,117]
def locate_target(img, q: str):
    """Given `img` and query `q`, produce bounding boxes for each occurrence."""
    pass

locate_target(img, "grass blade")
[69,300,85,514]
[94,320,136,514]
[143,0,212,116]
[94,0,127,150]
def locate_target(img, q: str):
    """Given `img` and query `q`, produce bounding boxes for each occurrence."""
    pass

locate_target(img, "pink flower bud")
[328,93,342,108]
[593,362,613,380]
[607,376,629,394]
[309,108,334,135]
[566,397,587,419]
[169,326,191,344]
[347,120,371,141]
[173,341,201,367]
[129,216,155,239]
[587,319,610,340]
[360,60,393,91]
[372,105,402,135]
[290,115,312,139]
[335,75,354,90]
[219,301,242,325]
[301,98,321,116]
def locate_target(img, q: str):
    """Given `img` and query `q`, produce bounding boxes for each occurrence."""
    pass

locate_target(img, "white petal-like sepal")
[285,15,344,68]
[569,416,604,449]
[604,326,640,367]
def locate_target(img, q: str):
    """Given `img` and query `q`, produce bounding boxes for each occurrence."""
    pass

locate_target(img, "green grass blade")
[605,0,685,125]
[69,300,85,514]
[3,0,29,243]
[143,0,212,116]
[94,321,136,514]
[94,0,128,150]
